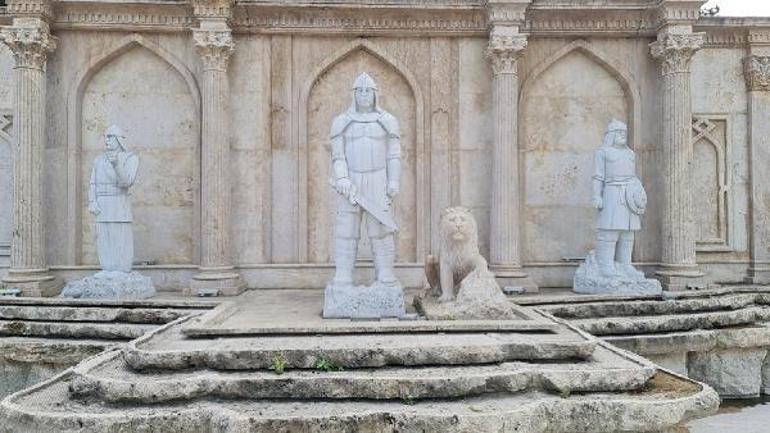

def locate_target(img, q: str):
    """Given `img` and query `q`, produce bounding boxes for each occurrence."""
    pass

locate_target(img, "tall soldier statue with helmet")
[323,72,406,318]
[574,119,662,294]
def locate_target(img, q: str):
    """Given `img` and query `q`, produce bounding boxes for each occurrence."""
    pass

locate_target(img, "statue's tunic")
[593,146,640,231]
[331,109,400,238]
[89,152,139,272]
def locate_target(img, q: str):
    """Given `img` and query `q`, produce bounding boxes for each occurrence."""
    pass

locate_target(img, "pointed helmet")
[606,119,627,133]
[352,72,378,90]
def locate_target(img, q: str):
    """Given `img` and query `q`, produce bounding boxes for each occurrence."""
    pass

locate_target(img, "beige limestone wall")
[690,48,750,278]
[517,37,662,269]
[0,26,759,289]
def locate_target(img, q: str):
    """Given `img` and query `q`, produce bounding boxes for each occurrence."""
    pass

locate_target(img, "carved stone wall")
[0,2,764,289]
[521,46,629,263]
[306,48,417,263]
[79,45,198,266]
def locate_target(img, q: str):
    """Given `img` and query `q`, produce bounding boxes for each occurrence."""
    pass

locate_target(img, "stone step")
[0,319,157,340]
[1,369,719,433]
[71,342,653,403]
[570,307,770,336]
[541,293,761,319]
[0,304,198,324]
[124,318,597,371]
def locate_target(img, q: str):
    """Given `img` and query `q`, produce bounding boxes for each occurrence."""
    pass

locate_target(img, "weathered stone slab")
[688,348,768,398]
[0,369,718,433]
[126,319,597,371]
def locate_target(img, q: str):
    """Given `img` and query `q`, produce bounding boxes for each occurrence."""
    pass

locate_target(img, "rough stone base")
[415,269,524,320]
[323,282,405,318]
[189,272,245,297]
[688,348,768,398]
[61,271,155,300]
[574,252,662,295]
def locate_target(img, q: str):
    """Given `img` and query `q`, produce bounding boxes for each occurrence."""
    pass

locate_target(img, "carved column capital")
[650,33,704,75]
[0,23,56,70]
[744,55,770,92]
[486,31,527,75]
[193,29,234,72]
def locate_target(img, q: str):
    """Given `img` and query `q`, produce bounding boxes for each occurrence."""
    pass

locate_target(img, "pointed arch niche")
[66,34,201,265]
[519,40,642,264]
[298,39,424,264]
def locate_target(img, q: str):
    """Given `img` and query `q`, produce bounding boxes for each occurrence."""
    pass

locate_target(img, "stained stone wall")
[0,1,767,291]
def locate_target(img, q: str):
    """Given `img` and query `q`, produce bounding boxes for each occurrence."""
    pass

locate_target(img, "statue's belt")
[348,166,386,174]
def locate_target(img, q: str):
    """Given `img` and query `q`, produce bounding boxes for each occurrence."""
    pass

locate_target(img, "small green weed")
[269,354,288,375]
[314,358,344,372]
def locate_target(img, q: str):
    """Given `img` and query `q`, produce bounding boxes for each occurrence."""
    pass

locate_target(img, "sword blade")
[353,192,399,232]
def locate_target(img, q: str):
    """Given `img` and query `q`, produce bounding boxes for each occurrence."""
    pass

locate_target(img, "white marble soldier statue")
[591,119,647,277]
[330,72,401,288]
[88,125,140,273]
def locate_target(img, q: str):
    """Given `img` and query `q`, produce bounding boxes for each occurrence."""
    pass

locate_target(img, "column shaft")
[200,68,230,269]
[486,30,536,292]
[0,22,61,296]
[190,27,243,296]
[650,33,705,290]
[490,71,520,268]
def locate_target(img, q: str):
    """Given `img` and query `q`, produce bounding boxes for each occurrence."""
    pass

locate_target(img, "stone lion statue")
[425,207,493,302]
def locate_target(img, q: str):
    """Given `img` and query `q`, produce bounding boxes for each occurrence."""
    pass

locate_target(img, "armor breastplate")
[344,121,388,172]
[603,147,636,180]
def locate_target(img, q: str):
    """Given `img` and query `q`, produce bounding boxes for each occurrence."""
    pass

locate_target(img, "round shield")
[626,177,647,215]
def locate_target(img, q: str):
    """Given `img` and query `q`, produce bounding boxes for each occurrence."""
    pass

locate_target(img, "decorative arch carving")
[65,33,201,264]
[296,38,427,262]
[519,39,642,148]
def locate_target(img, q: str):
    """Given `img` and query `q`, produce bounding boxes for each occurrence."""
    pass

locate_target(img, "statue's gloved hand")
[335,178,353,198]
[591,196,603,210]
[88,202,101,216]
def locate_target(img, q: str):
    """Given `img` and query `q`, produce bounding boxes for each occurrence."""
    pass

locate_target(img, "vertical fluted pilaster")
[0,20,62,296]
[190,27,244,296]
[744,54,770,284]
[650,32,705,290]
[486,28,536,291]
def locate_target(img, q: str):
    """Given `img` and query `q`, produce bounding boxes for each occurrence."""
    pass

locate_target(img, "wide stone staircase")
[0,290,719,433]
[520,287,770,398]
[0,296,215,398]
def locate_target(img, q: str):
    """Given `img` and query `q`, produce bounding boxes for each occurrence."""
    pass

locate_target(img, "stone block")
[322,282,405,319]
[646,352,688,377]
[688,348,767,398]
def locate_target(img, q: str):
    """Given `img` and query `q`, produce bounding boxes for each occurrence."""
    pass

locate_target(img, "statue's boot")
[372,235,398,286]
[332,238,357,287]
[616,236,643,278]
[595,240,617,277]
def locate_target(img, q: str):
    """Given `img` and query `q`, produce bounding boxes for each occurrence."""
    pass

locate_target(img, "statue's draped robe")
[89,152,139,272]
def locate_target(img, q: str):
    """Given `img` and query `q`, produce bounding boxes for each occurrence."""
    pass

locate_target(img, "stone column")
[650,32,705,290]
[189,24,244,296]
[744,54,770,284]
[0,19,62,296]
[486,27,536,292]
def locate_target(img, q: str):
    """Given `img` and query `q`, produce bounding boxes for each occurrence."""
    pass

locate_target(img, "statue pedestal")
[573,251,662,295]
[323,282,405,319]
[61,271,155,300]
